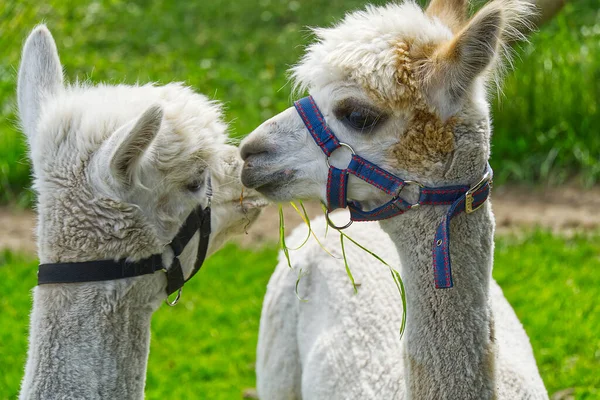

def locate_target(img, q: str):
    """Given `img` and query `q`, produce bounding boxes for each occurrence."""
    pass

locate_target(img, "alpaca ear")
[420,3,505,119]
[108,105,163,185]
[426,0,468,32]
[17,25,64,142]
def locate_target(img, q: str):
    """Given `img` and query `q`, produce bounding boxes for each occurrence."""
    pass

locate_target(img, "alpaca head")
[18,25,266,268]
[241,0,532,207]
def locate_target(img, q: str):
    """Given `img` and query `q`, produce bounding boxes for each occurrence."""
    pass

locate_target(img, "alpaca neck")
[20,277,164,400]
[380,202,495,400]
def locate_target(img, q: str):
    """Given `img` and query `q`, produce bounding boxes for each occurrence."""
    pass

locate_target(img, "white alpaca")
[18,26,265,399]
[241,0,548,399]
[256,215,547,399]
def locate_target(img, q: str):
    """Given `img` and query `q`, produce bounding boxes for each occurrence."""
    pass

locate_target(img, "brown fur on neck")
[390,110,456,175]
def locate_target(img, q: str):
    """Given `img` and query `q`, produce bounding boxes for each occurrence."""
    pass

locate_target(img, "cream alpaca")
[241,0,548,398]
[256,215,547,399]
[18,26,265,399]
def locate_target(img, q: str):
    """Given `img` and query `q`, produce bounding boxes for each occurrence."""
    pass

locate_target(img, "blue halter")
[294,96,493,289]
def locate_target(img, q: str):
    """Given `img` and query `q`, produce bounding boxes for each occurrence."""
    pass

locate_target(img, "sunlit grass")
[492,2,600,185]
[494,231,600,398]
[0,233,599,399]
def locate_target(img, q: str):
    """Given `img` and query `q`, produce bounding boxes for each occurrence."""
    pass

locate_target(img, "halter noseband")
[294,96,492,289]
[37,180,213,305]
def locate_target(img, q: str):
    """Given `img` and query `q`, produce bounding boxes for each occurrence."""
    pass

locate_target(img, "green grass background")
[0,0,599,204]
[1,234,599,399]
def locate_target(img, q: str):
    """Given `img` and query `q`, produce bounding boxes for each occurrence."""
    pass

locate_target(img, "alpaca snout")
[240,131,280,188]
[240,145,267,166]
[240,135,274,162]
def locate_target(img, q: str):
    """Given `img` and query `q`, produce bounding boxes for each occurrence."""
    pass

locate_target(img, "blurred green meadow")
[0,0,599,204]
[1,234,599,399]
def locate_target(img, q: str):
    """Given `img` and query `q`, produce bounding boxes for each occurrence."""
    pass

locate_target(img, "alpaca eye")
[186,180,204,192]
[342,108,383,132]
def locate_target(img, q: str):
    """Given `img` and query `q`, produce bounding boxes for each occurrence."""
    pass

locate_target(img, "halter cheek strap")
[327,167,349,210]
[37,199,212,300]
[294,95,493,289]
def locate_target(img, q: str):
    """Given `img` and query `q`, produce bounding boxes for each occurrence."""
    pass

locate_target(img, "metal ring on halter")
[326,142,356,168]
[395,180,424,209]
[325,209,353,230]
[165,287,182,307]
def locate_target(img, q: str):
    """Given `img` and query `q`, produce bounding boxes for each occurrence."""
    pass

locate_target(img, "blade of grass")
[278,205,292,269]
[320,203,330,238]
[295,268,309,302]
[286,202,311,251]
[389,268,407,339]
[290,201,338,259]
[340,233,358,294]
[341,232,390,267]
[341,231,406,339]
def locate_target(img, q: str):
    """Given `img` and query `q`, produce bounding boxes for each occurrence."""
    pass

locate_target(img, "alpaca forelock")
[291,0,533,118]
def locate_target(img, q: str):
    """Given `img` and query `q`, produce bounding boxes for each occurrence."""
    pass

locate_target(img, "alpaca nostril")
[240,141,270,162]
[243,152,270,170]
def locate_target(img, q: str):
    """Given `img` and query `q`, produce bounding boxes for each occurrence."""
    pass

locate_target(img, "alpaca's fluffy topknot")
[290,1,452,97]
[35,82,228,177]
[290,0,535,107]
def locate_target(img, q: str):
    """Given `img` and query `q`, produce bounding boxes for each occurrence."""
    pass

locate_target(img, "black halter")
[37,193,212,300]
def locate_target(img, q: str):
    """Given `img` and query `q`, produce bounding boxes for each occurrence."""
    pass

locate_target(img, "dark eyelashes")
[333,98,387,133]
[339,106,386,132]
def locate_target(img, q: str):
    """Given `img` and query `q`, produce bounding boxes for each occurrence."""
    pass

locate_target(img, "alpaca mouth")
[213,192,270,211]
[232,189,271,211]
[238,196,270,210]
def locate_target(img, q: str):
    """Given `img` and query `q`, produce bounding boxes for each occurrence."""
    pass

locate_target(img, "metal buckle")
[165,287,182,307]
[162,262,183,307]
[394,180,424,209]
[326,142,355,169]
[325,209,353,230]
[465,171,493,214]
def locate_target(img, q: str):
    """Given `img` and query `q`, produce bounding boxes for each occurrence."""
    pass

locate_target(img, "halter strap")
[38,200,212,297]
[327,167,349,211]
[164,204,212,295]
[294,95,493,289]
[295,95,340,156]
[37,255,164,285]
